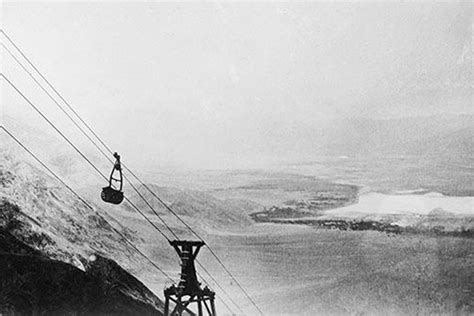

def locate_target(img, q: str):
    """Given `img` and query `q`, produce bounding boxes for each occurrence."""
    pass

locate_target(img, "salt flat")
[324,192,474,217]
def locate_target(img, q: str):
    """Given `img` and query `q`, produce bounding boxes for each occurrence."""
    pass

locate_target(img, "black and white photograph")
[0,1,472,315]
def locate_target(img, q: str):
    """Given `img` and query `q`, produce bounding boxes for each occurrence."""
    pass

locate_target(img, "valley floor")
[199,225,474,315]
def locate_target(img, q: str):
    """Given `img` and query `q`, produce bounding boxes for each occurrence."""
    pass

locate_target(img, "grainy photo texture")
[0,1,472,315]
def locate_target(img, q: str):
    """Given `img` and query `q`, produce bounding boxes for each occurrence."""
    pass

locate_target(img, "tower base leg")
[163,289,216,316]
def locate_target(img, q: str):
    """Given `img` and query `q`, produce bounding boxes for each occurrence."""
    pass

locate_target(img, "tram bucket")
[101,186,124,204]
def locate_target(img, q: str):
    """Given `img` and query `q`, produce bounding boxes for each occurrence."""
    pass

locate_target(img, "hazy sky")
[1,1,472,168]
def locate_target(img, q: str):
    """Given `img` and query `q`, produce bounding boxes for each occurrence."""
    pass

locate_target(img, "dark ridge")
[0,230,163,315]
[251,215,474,238]
[0,197,164,315]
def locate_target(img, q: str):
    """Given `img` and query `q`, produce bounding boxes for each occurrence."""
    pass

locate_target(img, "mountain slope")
[0,228,161,315]
[0,149,165,313]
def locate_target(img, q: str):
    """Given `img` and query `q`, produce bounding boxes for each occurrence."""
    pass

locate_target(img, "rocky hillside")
[0,149,165,314]
[0,226,161,315]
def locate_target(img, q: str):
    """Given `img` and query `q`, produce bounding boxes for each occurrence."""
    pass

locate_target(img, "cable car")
[101,152,124,204]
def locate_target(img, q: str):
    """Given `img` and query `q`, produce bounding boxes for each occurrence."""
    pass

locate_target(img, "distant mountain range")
[252,113,473,159]
[4,112,472,170]
[321,114,473,158]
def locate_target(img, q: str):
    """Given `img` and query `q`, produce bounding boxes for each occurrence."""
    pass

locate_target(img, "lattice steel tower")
[164,240,216,316]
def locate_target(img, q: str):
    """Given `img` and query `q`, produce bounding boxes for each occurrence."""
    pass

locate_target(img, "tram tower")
[164,240,216,316]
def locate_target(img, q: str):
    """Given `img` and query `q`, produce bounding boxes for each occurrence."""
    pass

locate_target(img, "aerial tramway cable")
[1,42,174,233]
[0,74,173,242]
[0,126,174,283]
[1,30,262,315]
[0,72,238,315]
[1,41,177,239]
[2,31,261,315]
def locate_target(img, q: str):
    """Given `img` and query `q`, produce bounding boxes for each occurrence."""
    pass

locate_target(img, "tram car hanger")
[101,152,124,204]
